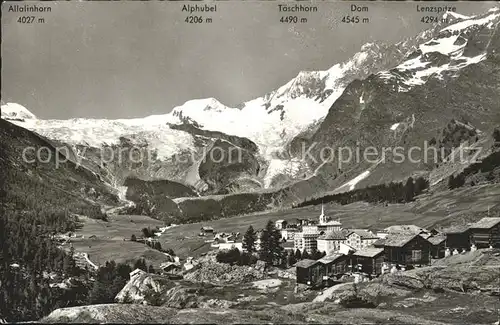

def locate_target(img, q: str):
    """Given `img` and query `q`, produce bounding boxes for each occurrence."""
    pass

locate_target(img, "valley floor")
[67,184,500,266]
[156,183,500,258]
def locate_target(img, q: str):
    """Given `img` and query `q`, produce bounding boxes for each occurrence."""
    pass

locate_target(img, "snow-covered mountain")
[165,6,500,221]
[0,28,435,193]
[378,8,500,92]
[301,6,500,198]
[3,7,499,203]
[0,33,428,159]
[1,102,37,122]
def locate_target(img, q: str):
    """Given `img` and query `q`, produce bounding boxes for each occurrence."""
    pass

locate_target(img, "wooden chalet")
[427,235,446,259]
[318,253,348,279]
[295,259,324,287]
[160,262,180,273]
[440,225,470,250]
[382,234,432,267]
[469,217,500,248]
[200,226,214,234]
[350,247,385,276]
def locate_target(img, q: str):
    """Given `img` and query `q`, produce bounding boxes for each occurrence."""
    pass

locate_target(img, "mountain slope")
[1,23,436,195]
[4,7,500,222]
[313,8,500,187]
[163,7,500,221]
[0,118,119,216]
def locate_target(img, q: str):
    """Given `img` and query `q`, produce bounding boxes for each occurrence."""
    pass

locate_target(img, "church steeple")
[319,204,326,224]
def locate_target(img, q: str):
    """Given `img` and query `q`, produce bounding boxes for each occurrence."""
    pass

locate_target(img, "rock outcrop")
[115,269,170,304]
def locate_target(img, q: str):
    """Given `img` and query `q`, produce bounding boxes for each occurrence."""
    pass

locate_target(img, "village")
[200,205,500,288]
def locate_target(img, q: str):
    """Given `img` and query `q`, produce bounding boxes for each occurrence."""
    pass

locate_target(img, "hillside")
[0,119,124,322]
[0,118,119,216]
[3,8,500,224]
[0,13,438,199]
[40,248,500,324]
[123,8,500,222]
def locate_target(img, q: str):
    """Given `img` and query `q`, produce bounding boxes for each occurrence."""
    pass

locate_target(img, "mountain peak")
[1,102,37,121]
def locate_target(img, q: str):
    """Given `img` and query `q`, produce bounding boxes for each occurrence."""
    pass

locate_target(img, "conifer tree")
[258,220,283,265]
[404,177,415,202]
[242,225,257,254]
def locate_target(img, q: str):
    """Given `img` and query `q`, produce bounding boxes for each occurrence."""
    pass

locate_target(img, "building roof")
[427,235,446,245]
[317,231,347,240]
[320,220,342,226]
[353,247,385,258]
[346,229,378,239]
[469,217,500,229]
[295,259,319,268]
[372,238,386,247]
[384,225,428,235]
[201,226,214,231]
[318,253,345,264]
[275,219,285,223]
[440,225,470,234]
[160,262,179,269]
[382,234,420,247]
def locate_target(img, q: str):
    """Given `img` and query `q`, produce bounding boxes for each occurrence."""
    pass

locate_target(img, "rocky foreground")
[41,249,500,324]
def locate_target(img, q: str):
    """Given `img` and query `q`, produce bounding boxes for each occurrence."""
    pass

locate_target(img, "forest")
[295,176,429,208]
[0,132,142,322]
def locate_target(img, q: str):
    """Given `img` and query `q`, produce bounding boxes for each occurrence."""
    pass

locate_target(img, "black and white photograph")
[1,0,500,323]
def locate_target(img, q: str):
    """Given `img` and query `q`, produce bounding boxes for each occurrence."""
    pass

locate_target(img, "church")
[293,205,344,253]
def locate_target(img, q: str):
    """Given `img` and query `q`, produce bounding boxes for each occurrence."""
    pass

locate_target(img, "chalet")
[469,217,500,248]
[440,225,470,250]
[319,253,349,279]
[427,235,447,259]
[345,229,379,250]
[384,224,432,239]
[350,247,385,276]
[160,262,180,273]
[317,230,347,254]
[295,259,324,287]
[382,234,432,267]
[201,226,214,234]
[430,228,442,236]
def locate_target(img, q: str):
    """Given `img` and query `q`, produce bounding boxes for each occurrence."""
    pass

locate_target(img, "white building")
[294,232,319,253]
[275,220,287,230]
[338,242,356,255]
[294,204,344,253]
[219,242,243,251]
[281,227,298,240]
[317,230,348,254]
[317,205,343,233]
[345,229,379,251]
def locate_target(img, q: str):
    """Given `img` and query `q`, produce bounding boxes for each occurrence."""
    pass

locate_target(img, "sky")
[1,1,497,119]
